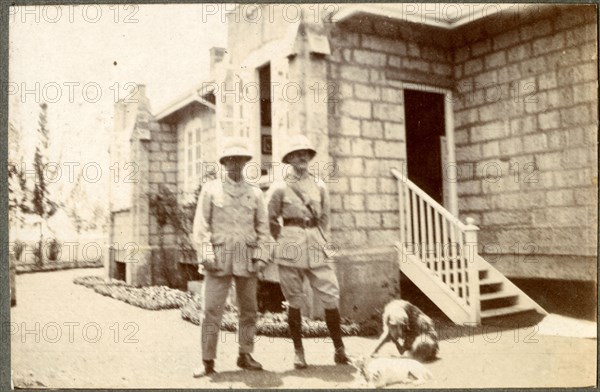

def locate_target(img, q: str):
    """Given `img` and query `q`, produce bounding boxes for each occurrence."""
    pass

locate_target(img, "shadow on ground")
[208,365,357,388]
[400,273,547,342]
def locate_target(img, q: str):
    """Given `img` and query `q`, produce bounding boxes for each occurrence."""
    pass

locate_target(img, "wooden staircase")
[391,169,546,325]
[476,254,546,323]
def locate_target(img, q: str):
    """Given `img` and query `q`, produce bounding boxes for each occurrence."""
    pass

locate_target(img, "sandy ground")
[10,268,597,389]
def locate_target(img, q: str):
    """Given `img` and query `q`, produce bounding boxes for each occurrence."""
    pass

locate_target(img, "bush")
[33,242,43,267]
[12,240,25,261]
[46,238,61,261]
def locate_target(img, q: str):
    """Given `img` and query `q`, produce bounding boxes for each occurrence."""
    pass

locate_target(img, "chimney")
[112,84,148,142]
[209,47,226,77]
[135,84,151,113]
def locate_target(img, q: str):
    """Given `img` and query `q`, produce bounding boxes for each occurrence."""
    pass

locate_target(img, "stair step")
[480,291,518,301]
[480,305,535,319]
[479,278,503,286]
[479,277,504,294]
[479,277,503,286]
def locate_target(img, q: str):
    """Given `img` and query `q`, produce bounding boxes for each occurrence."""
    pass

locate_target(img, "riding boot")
[288,307,307,369]
[325,308,351,365]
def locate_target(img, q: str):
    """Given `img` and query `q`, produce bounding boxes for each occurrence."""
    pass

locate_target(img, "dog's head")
[386,308,409,341]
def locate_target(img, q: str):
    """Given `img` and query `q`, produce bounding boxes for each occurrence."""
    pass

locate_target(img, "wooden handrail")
[392,167,481,323]
[390,168,467,231]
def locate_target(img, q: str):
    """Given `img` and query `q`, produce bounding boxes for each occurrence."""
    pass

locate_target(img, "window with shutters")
[177,121,204,201]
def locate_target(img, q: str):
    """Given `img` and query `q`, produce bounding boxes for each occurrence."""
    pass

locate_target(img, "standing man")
[267,135,351,369]
[192,138,270,377]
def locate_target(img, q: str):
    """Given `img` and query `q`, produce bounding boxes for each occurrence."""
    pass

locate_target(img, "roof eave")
[332,3,548,30]
[154,87,216,121]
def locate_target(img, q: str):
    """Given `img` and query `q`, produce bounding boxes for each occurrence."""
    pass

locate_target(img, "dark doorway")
[115,261,126,281]
[258,64,272,128]
[404,89,446,204]
[258,63,272,175]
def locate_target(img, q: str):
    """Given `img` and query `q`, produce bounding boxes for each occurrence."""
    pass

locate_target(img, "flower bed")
[180,295,380,337]
[73,275,124,288]
[74,275,191,310]
[17,260,103,274]
[74,275,380,336]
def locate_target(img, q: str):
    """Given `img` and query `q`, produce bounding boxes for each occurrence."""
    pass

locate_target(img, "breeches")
[278,265,340,310]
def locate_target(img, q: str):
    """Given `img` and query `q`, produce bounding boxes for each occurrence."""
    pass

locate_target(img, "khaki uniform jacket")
[192,176,271,277]
[267,172,331,269]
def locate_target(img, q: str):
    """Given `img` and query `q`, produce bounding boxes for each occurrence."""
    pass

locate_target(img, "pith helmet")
[219,137,253,164]
[281,135,317,164]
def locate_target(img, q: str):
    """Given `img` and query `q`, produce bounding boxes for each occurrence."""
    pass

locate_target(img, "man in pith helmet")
[266,134,351,369]
[192,137,271,377]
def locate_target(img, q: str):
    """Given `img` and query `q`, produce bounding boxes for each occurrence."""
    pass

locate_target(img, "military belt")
[283,217,318,228]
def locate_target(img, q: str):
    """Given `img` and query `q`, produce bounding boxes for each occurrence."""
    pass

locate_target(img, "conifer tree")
[31,103,57,219]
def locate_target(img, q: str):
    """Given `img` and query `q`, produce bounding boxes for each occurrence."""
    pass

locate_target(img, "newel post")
[464,217,481,324]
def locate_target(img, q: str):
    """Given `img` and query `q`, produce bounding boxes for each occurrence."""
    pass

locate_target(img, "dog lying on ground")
[371,299,439,362]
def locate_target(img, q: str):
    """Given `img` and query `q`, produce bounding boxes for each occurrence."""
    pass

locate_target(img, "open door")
[404,89,446,205]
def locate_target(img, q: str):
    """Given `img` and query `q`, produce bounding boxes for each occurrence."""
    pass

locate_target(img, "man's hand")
[254,259,268,273]
[199,254,220,273]
[252,258,268,280]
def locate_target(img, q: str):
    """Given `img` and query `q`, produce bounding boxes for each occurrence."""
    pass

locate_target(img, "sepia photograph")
[5,3,598,389]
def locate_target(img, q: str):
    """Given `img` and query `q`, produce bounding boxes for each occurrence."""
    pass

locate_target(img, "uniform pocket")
[211,241,225,259]
[275,234,304,263]
[282,195,308,217]
[245,241,260,260]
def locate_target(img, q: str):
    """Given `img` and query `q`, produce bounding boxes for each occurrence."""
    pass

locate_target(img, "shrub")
[12,240,25,261]
[46,238,61,261]
[33,242,43,267]
[147,184,201,265]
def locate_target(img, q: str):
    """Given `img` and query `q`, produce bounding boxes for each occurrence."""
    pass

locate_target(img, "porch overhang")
[332,3,550,29]
[154,84,216,122]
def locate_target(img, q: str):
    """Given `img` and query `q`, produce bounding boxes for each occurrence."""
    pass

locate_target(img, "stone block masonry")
[110,86,187,287]
[326,20,453,248]
[453,5,598,269]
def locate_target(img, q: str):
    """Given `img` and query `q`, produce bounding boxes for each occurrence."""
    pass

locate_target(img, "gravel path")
[10,268,597,388]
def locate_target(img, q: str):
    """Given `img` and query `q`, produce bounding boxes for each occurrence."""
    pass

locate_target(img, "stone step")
[480,304,535,319]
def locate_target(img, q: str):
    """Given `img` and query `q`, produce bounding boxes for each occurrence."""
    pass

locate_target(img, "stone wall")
[326,18,454,248]
[112,210,133,246]
[147,121,179,250]
[109,209,133,272]
[226,5,290,71]
[334,248,399,321]
[110,86,189,287]
[452,5,598,278]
